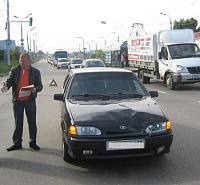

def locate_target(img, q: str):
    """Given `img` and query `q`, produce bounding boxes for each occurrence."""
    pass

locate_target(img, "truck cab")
[128,29,200,90]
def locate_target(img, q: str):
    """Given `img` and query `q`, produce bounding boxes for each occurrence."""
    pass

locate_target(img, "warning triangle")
[49,79,58,86]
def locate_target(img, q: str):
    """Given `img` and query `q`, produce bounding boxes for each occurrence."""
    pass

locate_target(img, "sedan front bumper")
[65,132,173,159]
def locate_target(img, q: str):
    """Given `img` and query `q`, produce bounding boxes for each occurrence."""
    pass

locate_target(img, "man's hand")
[1,82,8,92]
[31,87,36,93]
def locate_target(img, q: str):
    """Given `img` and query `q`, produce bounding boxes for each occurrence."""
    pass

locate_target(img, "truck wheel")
[139,70,150,84]
[166,74,176,90]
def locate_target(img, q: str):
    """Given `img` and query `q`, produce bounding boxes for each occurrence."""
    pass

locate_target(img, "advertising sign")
[128,35,155,61]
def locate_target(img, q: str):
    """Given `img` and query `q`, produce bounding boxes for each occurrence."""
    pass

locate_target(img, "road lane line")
[158,91,167,94]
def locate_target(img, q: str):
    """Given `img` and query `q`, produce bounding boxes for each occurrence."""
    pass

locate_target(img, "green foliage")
[11,46,21,61]
[0,60,18,74]
[173,17,200,32]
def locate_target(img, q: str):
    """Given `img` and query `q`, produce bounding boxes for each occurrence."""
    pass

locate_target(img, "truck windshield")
[169,44,200,59]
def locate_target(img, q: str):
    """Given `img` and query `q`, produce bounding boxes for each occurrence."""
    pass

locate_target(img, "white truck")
[127,29,200,89]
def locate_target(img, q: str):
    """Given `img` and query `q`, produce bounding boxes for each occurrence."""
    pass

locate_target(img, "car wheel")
[156,151,165,157]
[166,73,176,90]
[62,137,73,163]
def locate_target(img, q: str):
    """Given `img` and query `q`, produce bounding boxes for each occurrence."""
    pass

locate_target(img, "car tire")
[62,137,73,163]
[156,151,165,157]
[166,73,176,90]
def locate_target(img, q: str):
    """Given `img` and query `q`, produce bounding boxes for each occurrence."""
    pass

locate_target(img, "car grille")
[187,67,200,74]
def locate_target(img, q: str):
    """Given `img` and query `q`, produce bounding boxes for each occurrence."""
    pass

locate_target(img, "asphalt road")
[0,60,200,185]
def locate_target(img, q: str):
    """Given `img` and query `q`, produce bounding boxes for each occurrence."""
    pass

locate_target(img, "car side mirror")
[54,94,64,101]
[149,91,158,98]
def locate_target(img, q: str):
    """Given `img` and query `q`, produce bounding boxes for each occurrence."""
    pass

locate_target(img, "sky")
[0,0,200,54]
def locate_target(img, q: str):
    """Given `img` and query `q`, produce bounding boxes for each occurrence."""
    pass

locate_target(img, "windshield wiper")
[72,94,110,99]
[108,93,143,98]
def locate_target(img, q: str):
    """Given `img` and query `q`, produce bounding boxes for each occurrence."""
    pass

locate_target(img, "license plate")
[106,139,145,151]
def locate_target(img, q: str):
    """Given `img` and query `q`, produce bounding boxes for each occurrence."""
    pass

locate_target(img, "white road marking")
[158,91,167,94]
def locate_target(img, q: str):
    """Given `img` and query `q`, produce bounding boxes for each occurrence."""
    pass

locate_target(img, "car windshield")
[168,44,200,59]
[71,59,82,64]
[59,59,68,62]
[68,72,149,98]
[85,60,105,67]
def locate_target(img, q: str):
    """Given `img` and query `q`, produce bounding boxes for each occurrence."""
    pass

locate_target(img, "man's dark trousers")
[13,100,37,146]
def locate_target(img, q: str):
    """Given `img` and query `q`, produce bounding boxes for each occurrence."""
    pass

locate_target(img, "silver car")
[81,59,106,68]
[69,58,83,69]
[57,58,69,69]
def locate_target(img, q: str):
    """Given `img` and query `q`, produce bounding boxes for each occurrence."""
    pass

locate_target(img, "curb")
[0,73,9,77]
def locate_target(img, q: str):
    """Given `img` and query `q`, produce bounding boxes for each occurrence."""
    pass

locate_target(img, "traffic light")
[29,17,33,26]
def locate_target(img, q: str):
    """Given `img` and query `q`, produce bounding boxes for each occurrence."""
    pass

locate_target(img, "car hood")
[58,62,69,64]
[66,97,168,134]
[173,57,200,67]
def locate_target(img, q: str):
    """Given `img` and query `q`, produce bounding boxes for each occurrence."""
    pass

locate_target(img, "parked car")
[81,59,106,68]
[68,58,83,69]
[54,67,173,162]
[57,58,69,69]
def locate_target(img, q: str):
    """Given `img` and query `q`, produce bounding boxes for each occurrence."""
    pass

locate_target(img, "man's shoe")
[30,144,40,150]
[7,144,22,151]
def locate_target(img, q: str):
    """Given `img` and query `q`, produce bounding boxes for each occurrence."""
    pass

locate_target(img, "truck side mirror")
[158,52,162,59]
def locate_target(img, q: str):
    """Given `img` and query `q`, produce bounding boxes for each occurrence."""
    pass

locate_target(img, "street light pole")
[91,40,97,58]
[32,32,37,60]
[27,27,36,53]
[75,37,85,59]
[112,32,119,43]
[6,0,10,66]
[13,13,32,52]
[100,36,106,46]
[160,12,172,30]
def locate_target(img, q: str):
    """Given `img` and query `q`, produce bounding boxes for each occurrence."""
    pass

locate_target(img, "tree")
[173,17,200,32]
[11,46,21,61]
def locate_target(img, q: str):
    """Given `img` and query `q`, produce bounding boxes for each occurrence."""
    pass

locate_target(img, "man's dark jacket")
[6,65,43,102]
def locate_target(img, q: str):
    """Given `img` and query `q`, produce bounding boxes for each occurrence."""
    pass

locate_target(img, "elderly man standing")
[1,53,43,151]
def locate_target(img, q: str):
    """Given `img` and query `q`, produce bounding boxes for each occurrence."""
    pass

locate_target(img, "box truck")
[127,29,200,89]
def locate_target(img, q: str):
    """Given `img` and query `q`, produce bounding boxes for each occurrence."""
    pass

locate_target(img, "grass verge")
[0,59,39,74]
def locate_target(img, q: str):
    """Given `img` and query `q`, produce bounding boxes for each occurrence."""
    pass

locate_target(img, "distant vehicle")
[127,29,200,90]
[47,58,54,65]
[57,58,69,69]
[54,67,173,163]
[81,59,106,68]
[68,58,83,69]
[53,50,68,66]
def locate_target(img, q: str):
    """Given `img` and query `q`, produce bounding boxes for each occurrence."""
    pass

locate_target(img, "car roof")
[83,59,103,62]
[69,67,133,75]
[70,58,83,60]
[58,58,68,60]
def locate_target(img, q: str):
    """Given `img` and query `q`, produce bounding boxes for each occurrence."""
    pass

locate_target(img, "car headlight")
[69,126,101,135]
[176,65,188,72]
[145,121,171,133]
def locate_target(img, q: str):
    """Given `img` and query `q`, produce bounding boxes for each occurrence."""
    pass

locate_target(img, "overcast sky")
[0,0,199,53]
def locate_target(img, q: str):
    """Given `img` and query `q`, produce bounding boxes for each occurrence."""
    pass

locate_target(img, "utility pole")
[27,27,36,53]
[6,0,11,66]
[75,37,85,59]
[160,13,172,30]
[12,13,32,53]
